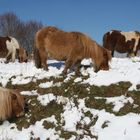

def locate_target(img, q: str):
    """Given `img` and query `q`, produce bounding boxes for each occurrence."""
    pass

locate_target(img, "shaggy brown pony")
[0,87,25,121]
[16,47,28,62]
[34,26,111,74]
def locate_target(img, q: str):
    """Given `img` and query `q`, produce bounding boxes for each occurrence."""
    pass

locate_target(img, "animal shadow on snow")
[48,61,65,69]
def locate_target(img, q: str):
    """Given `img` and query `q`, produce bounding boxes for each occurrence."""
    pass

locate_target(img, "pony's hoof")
[5,60,9,64]
[62,70,67,75]
[43,66,48,71]
[75,71,82,76]
[60,73,66,77]
[76,73,82,77]
[94,69,99,73]
[0,121,3,125]
[61,70,67,78]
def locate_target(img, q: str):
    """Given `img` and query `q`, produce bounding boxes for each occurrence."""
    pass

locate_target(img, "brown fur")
[17,47,28,63]
[0,36,11,57]
[0,87,25,121]
[34,26,111,74]
[103,30,140,57]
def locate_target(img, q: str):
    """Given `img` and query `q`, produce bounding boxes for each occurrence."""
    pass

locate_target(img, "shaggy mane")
[0,87,24,121]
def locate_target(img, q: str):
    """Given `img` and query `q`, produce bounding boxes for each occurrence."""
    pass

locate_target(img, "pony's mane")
[0,87,12,120]
[0,87,24,121]
[76,32,112,64]
[74,31,100,58]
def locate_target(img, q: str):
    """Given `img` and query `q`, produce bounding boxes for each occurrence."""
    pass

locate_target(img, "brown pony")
[103,30,140,57]
[0,87,25,121]
[0,36,28,63]
[16,47,28,63]
[34,26,111,74]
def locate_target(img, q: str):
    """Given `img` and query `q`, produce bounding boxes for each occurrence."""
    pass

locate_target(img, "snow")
[82,57,140,89]
[94,113,140,140]
[0,57,140,140]
[39,81,54,88]
[74,77,82,83]
[37,94,56,106]
[39,81,61,88]
[21,90,39,96]
[62,99,83,131]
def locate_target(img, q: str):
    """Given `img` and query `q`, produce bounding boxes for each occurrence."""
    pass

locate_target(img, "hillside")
[0,57,140,140]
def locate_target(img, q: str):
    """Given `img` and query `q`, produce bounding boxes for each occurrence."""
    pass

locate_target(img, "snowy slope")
[0,57,140,140]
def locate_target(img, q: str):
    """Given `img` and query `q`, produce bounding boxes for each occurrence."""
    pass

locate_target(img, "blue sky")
[0,0,140,44]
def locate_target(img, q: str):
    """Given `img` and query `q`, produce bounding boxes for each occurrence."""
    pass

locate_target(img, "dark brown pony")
[0,36,10,58]
[0,36,28,63]
[34,26,111,74]
[103,30,140,57]
[0,87,25,121]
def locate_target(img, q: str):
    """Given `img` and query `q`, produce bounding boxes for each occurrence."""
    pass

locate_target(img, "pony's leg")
[6,51,12,63]
[63,59,73,74]
[74,60,82,75]
[11,48,16,62]
[92,58,100,72]
[111,50,114,57]
[6,54,11,63]
[63,49,81,74]
[34,48,41,68]
[39,49,48,70]
[94,65,100,73]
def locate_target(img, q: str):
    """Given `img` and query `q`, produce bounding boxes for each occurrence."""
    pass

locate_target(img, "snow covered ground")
[0,57,140,140]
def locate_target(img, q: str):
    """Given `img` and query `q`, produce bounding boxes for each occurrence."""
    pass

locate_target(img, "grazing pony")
[16,47,28,63]
[0,87,25,121]
[103,30,140,57]
[0,36,28,63]
[0,36,20,62]
[34,26,111,74]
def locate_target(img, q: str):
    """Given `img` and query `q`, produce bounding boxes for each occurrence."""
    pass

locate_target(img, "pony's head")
[17,47,28,63]
[11,91,25,118]
[0,87,25,121]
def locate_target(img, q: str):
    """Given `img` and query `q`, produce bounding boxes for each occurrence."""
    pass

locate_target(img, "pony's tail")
[103,32,110,49]
[34,30,42,68]
[34,47,41,68]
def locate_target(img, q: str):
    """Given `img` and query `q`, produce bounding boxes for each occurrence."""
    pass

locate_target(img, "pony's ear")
[11,93,17,100]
